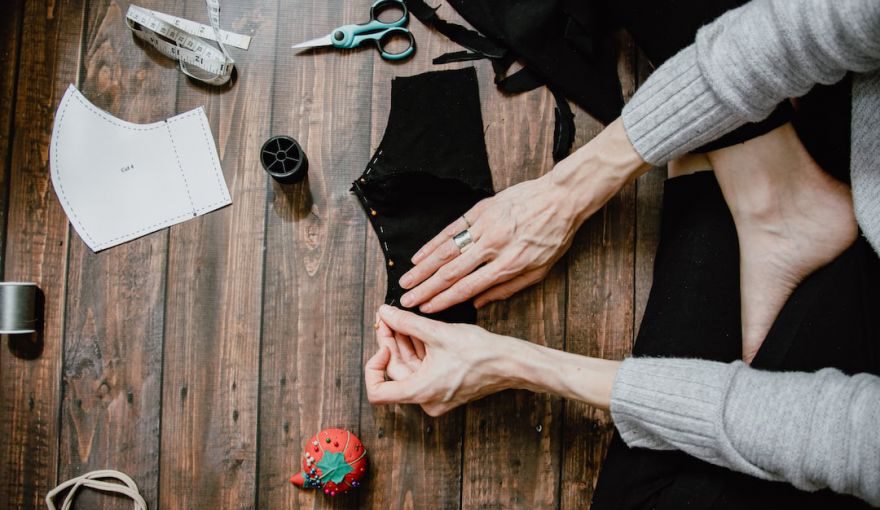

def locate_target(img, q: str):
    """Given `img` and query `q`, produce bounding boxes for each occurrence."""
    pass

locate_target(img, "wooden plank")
[55,1,182,508]
[0,0,86,508]
[560,33,639,509]
[0,0,23,272]
[633,50,664,334]
[158,0,275,508]
[357,5,469,508]
[255,0,374,507]
[458,70,570,510]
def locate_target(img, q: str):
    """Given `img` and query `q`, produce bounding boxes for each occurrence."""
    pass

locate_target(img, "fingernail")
[379,304,393,314]
[420,303,433,313]
[412,250,424,262]
[399,274,412,288]
[400,294,413,307]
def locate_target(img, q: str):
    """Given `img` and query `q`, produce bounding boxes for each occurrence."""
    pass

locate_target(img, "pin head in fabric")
[49,85,232,252]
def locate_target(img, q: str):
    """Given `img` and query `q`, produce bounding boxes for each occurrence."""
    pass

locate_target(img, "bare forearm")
[499,338,620,410]
[547,118,651,227]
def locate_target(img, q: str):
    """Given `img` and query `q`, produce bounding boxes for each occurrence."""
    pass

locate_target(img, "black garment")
[792,76,853,184]
[594,0,794,153]
[441,0,624,124]
[405,0,622,161]
[591,172,880,510]
[351,68,494,324]
[408,0,794,157]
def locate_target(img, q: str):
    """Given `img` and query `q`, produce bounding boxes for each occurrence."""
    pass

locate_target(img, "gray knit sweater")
[612,0,880,505]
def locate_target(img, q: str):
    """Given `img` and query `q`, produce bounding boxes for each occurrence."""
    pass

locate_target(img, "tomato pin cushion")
[290,428,368,496]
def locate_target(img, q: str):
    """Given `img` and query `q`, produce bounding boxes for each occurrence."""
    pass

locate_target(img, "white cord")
[46,470,147,510]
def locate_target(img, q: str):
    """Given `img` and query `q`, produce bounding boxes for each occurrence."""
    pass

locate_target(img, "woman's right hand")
[397,118,650,313]
[366,305,519,416]
[365,305,622,416]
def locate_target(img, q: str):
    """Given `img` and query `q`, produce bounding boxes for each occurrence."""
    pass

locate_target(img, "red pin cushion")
[290,428,368,496]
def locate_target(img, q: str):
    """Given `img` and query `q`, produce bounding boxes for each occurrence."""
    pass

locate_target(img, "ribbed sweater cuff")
[622,46,745,166]
[610,357,751,470]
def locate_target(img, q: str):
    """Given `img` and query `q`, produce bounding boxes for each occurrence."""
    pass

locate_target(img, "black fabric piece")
[495,66,543,93]
[405,0,506,59]
[490,51,518,80]
[591,172,880,510]
[432,50,487,64]
[404,0,626,161]
[351,68,494,324]
[551,88,576,162]
[442,0,624,125]
[492,67,576,160]
[792,75,853,184]
[419,0,795,156]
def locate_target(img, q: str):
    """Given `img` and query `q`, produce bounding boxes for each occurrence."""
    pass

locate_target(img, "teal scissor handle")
[330,0,415,61]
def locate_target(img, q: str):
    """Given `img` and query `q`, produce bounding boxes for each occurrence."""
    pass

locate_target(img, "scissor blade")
[292,34,333,50]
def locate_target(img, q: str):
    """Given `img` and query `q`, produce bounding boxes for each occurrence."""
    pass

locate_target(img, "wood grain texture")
[0,2,666,508]
[55,1,181,508]
[357,6,470,508]
[459,68,567,509]
[256,0,372,508]
[560,33,638,509]
[0,0,85,508]
[158,1,275,509]
[0,0,23,273]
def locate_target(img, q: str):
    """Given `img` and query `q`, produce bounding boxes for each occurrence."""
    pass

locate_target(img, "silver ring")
[452,229,473,253]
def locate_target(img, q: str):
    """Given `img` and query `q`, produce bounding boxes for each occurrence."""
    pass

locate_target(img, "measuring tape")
[125,0,251,86]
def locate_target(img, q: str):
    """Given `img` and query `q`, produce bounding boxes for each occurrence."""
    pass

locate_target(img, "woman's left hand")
[397,118,649,313]
[398,172,582,313]
[365,305,517,416]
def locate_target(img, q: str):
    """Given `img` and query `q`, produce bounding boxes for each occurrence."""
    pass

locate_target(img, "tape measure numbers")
[126,1,251,86]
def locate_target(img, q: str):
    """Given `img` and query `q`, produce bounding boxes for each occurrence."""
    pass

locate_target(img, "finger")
[376,318,390,335]
[365,347,412,404]
[412,337,427,359]
[373,310,381,329]
[378,305,444,344]
[375,320,397,355]
[473,267,546,308]
[421,262,510,313]
[386,328,403,360]
[410,215,470,265]
[394,330,419,363]
[401,246,490,308]
[376,317,405,365]
[375,318,393,341]
[400,226,478,293]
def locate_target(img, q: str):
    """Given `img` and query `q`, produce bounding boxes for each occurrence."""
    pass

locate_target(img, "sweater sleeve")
[610,357,880,505]
[622,0,880,165]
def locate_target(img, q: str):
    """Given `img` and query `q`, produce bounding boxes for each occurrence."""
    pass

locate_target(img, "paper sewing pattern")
[49,85,232,251]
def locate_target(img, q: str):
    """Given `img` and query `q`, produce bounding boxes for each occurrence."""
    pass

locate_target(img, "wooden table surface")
[0,0,664,508]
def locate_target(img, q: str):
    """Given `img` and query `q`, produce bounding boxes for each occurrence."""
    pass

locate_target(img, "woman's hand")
[365,305,519,416]
[398,175,579,313]
[397,118,650,313]
[364,306,622,416]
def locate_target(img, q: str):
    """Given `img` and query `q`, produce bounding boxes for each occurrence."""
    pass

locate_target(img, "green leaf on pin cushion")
[317,451,354,484]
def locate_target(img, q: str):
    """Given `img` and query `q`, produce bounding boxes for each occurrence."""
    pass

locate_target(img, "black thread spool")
[261,135,308,184]
[0,282,39,335]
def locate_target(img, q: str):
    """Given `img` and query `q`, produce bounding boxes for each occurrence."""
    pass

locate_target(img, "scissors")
[292,0,415,61]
